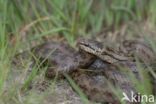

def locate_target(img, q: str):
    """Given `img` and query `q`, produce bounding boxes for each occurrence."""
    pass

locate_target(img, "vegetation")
[0,0,156,104]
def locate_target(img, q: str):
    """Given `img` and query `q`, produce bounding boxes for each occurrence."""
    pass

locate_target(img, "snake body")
[29,38,156,104]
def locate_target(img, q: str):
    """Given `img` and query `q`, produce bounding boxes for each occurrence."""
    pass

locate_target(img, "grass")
[0,0,11,95]
[0,0,156,104]
[64,73,90,104]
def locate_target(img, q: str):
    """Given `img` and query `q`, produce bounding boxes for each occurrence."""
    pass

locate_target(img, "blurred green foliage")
[2,0,155,43]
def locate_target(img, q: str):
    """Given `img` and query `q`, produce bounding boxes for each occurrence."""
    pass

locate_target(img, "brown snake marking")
[77,38,133,64]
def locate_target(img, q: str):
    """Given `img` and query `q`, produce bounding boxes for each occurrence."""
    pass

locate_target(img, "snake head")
[77,38,103,55]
